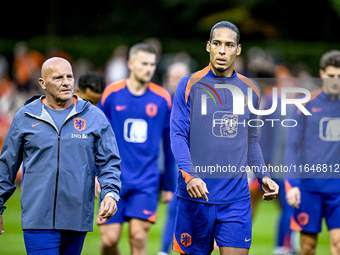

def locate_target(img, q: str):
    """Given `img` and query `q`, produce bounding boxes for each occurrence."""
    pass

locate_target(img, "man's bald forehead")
[41,57,72,78]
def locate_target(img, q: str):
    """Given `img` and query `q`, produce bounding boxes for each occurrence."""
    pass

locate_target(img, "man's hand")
[261,176,279,201]
[98,196,117,225]
[96,215,107,225]
[186,177,209,202]
[94,177,101,199]
[0,215,4,235]
[161,190,174,203]
[286,187,301,209]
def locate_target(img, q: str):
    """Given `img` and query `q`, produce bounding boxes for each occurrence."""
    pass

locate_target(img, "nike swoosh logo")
[311,107,322,112]
[116,105,127,111]
[143,209,153,215]
[32,122,42,127]
[245,238,251,242]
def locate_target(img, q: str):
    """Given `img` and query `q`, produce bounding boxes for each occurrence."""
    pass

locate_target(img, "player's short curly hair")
[78,72,106,93]
[320,50,340,70]
[209,21,240,45]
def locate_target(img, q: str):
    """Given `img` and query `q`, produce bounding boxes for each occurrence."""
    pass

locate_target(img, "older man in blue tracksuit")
[0,57,121,254]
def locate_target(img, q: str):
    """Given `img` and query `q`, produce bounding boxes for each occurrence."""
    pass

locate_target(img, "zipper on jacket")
[25,99,91,229]
[53,134,61,229]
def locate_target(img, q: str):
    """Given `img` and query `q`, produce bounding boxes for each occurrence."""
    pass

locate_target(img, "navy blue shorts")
[173,197,252,255]
[291,190,340,233]
[23,229,87,255]
[105,184,159,224]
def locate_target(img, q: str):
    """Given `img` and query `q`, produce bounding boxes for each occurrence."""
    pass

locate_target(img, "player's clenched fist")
[99,196,118,219]
[286,187,301,209]
[186,177,209,202]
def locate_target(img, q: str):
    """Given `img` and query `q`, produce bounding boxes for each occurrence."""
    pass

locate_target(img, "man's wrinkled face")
[39,59,74,103]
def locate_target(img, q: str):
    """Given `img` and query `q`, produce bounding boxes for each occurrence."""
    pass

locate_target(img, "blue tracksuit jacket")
[0,95,121,231]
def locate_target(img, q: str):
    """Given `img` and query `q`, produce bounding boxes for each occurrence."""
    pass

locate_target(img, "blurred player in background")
[170,21,279,255]
[250,63,297,255]
[285,50,340,255]
[158,61,191,255]
[98,43,176,255]
[76,71,106,106]
[0,57,121,254]
[75,71,106,198]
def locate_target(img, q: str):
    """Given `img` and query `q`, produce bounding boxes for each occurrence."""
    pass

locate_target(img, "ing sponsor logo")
[319,117,340,141]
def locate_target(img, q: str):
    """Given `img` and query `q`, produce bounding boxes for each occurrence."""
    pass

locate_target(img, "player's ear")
[39,78,46,90]
[206,41,211,53]
[236,44,242,56]
[127,59,134,71]
[319,69,324,78]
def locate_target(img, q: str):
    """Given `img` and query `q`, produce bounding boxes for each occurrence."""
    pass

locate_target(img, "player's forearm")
[170,132,190,173]
[248,119,270,180]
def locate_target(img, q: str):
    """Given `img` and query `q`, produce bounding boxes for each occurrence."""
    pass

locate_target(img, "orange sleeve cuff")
[284,179,293,192]
[180,169,195,184]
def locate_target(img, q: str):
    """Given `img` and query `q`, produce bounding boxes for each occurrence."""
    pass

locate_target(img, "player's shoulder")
[101,79,127,105]
[148,82,172,108]
[175,73,193,92]
[306,88,323,106]
[295,88,323,116]
[176,66,211,94]
[236,72,261,96]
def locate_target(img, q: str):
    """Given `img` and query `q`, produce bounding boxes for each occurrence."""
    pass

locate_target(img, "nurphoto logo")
[201,84,311,116]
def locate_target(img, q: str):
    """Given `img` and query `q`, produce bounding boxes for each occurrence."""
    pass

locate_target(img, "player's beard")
[216,67,227,73]
[134,72,152,85]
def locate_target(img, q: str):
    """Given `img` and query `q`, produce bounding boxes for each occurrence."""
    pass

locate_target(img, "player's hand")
[161,190,174,203]
[99,196,117,220]
[186,177,209,202]
[0,215,4,236]
[261,176,279,201]
[94,177,101,199]
[286,187,301,209]
[96,215,108,225]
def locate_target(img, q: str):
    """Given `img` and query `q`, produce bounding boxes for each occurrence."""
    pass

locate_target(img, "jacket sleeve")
[95,116,121,202]
[0,113,24,214]
[161,101,176,192]
[284,106,305,190]
[170,77,199,184]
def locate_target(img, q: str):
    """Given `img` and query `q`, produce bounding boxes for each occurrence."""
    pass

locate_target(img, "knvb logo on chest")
[74,118,86,131]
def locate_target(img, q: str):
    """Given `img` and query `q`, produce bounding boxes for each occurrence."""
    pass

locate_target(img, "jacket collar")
[24,95,91,121]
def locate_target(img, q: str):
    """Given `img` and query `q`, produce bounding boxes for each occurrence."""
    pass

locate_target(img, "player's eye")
[227,43,235,48]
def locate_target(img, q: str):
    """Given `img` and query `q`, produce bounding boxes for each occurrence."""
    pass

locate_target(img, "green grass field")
[0,188,331,255]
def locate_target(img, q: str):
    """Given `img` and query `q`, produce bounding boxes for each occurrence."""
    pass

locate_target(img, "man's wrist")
[104,192,118,202]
